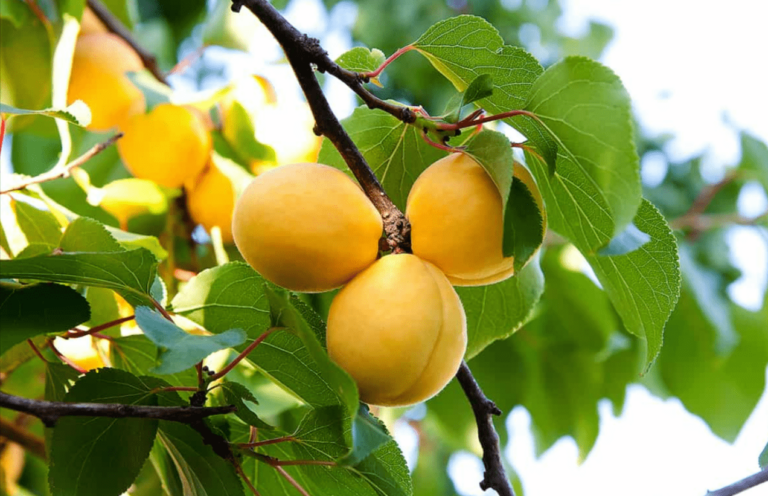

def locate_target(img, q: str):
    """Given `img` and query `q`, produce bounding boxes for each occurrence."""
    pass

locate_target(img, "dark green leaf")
[523,57,640,252]
[0,282,90,356]
[220,381,273,430]
[504,174,545,264]
[339,404,391,466]
[49,369,159,496]
[461,74,494,106]
[44,361,81,402]
[585,199,682,369]
[0,218,159,307]
[464,130,513,207]
[317,107,446,210]
[109,334,197,387]
[457,256,544,359]
[134,306,246,375]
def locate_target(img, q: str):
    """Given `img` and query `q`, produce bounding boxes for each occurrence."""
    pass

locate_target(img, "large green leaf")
[585,199,681,369]
[134,306,246,375]
[11,200,63,246]
[48,369,159,496]
[0,281,91,356]
[171,263,348,410]
[411,15,555,170]
[317,106,446,210]
[523,57,640,252]
[659,286,768,442]
[0,218,159,307]
[220,381,273,430]
[109,334,198,388]
[457,256,544,359]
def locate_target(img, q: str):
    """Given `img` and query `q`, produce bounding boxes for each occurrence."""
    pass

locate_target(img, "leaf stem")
[0,116,6,157]
[26,339,46,363]
[208,327,283,381]
[65,315,135,339]
[0,133,122,194]
[237,464,263,496]
[437,109,539,131]
[275,465,312,496]
[360,45,415,79]
[151,298,174,322]
[47,339,87,374]
[238,435,295,449]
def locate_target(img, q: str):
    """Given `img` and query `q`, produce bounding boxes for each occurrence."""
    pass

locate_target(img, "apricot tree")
[1,1,767,496]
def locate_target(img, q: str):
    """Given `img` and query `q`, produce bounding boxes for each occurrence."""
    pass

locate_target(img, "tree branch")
[0,133,122,194]
[86,0,167,84]
[456,361,515,496]
[0,416,47,460]
[706,466,768,496]
[231,0,411,251]
[0,391,236,428]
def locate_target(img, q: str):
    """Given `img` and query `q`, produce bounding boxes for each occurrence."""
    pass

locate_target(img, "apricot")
[80,8,107,35]
[118,104,212,189]
[232,163,382,293]
[327,254,467,406]
[186,163,236,244]
[68,33,145,131]
[406,153,545,286]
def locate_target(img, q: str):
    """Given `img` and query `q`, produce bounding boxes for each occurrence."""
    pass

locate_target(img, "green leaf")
[202,0,261,51]
[49,369,159,496]
[339,404,391,466]
[412,15,555,170]
[106,227,168,261]
[0,101,91,127]
[134,306,246,375]
[597,222,651,256]
[738,131,768,196]
[171,263,344,409]
[0,281,91,356]
[220,381,273,430]
[457,256,544,359]
[461,74,494,106]
[464,130,513,208]
[221,101,276,167]
[336,46,386,73]
[585,199,682,369]
[0,0,32,28]
[317,106,446,209]
[659,295,768,442]
[760,441,768,469]
[523,57,640,252]
[0,217,160,307]
[266,285,359,415]
[11,200,63,247]
[0,18,52,118]
[45,361,81,402]
[504,172,545,264]
[109,334,197,387]
[170,262,272,339]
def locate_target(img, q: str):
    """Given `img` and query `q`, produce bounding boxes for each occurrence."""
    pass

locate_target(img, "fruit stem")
[360,45,415,79]
[437,109,540,131]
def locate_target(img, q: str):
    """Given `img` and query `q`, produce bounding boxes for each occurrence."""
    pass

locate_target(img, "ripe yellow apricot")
[327,254,467,406]
[186,163,236,244]
[232,163,382,293]
[68,33,145,131]
[118,104,212,189]
[80,8,107,35]
[406,153,545,286]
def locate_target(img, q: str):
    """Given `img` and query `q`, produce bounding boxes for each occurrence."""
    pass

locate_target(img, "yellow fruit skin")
[232,163,382,293]
[80,8,107,35]
[327,254,467,407]
[187,164,236,244]
[118,104,212,188]
[406,153,512,286]
[67,33,145,131]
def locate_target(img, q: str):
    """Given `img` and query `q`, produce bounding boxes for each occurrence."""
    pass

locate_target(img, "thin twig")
[0,133,122,194]
[85,0,167,84]
[706,466,768,496]
[209,327,282,381]
[0,416,47,460]
[65,315,135,339]
[0,391,236,428]
[456,361,515,496]
[275,466,312,496]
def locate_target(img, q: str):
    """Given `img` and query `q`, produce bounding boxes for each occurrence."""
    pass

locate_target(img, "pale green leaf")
[336,47,385,73]
[0,101,91,127]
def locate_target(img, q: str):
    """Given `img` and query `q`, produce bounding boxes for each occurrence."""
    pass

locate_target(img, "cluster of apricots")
[232,154,545,406]
[68,11,255,240]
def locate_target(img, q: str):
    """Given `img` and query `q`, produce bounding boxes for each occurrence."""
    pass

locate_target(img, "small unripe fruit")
[406,153,544,286]
[118,104,212,189]
[67,33,145,131]
[186,163,236,244]
[232,163,382,293]
[327,254,467,406]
